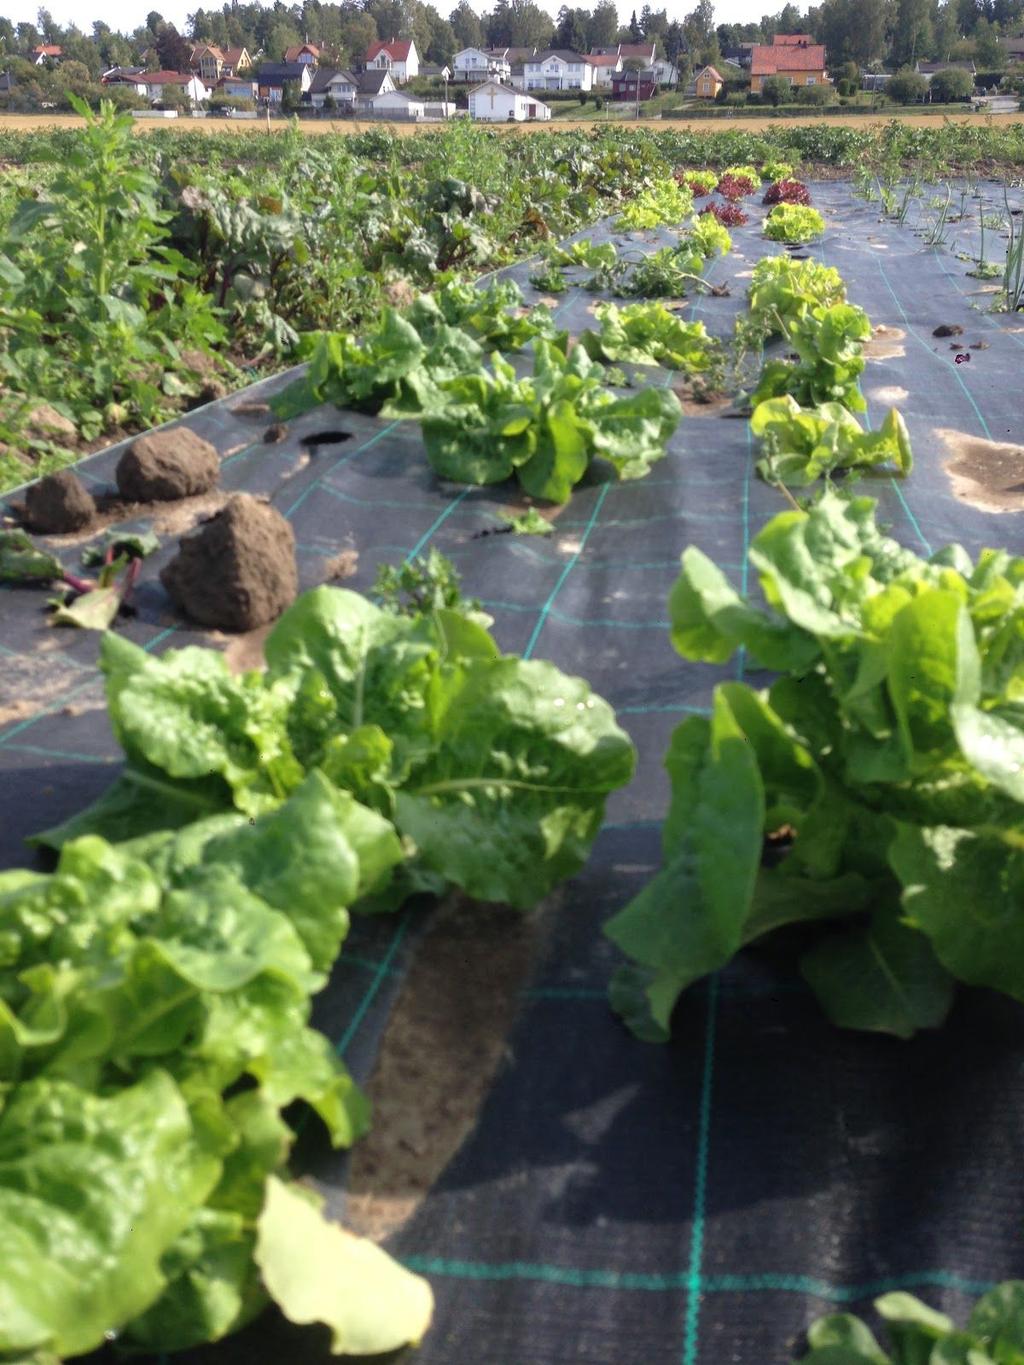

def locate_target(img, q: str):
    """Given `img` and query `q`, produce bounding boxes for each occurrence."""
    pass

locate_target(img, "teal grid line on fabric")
[522,482,612,660]
[872,254,993,441]
[481,599,670,630]
[335,915,411,1058]
[283,419,402,519]
[404,487,473,564]
[399,1256,997,1302]
[317,482,449,513]
[932,239,1024,354]
[1,743,118,765]
[682,973,720,1365]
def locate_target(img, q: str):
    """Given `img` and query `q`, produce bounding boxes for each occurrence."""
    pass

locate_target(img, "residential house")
[524,49,593,91]
[583,52,621,87]
[189,45,252,83]
[509,64,527,89]
[364,39,419,83]
[363,88,425,118]
[467,78,552,120]
[219,76,258,100]
[616,41,658,65]
[610,66,657,101]
[30,45,62,64]
[652,55,680,85]
[284,43,320,66]
[308,67,359,108]
[355,69,397,107]
[137,71,211,104]
[915,59,976,80]
[694,64,723,97]
[100,65,147,88]
[256,62,312,103]
[454,47,510,82]
[721,42,755,68]
[861,72,891,92]
[749,34,828,94]
[999,34,1024,62]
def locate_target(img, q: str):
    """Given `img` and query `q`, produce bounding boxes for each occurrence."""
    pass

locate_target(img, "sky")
[1,0,789,39]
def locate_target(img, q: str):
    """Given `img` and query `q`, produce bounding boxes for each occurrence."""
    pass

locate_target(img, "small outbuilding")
[467,79,552,121]
[694,64,724,98]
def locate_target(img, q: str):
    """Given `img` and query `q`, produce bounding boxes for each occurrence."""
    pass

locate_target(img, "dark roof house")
[309,67,358,94]
[358,68,393,95]
[257,62,308,87]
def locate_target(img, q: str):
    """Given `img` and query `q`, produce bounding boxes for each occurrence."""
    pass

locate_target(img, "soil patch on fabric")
[864,324,906,360]
[345,894,552,1242]
[937,427,1024,512]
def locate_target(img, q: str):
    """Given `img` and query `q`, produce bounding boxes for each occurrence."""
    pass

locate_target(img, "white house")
[138,71,211,105]
[364,38,419,84]
[364,89,425,118]
[652,57,680,85]
[308,67,359,108]
[468,79,552,120]
[453,47,515,82]
[355,69,397,106]
[524,49,593,91]
[583,52,621,86]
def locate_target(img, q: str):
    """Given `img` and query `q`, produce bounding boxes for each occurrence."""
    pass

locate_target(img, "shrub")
[724,91,748,106]
[887,69,927,103]
[763,178,811,205]
[760,75,791,105]
[795,82,835,105]
[929,67,974,102]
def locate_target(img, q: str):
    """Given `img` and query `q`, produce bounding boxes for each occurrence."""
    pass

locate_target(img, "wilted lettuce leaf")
[255,1177,434,1355]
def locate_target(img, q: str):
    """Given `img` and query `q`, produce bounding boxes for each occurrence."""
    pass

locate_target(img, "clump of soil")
[23,470,96,533]
[117,429,220,502]
[933,323,963,337]
[160,493,298,631]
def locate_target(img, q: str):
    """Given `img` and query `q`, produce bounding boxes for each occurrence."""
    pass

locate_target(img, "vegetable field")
[4,118,1024,1365]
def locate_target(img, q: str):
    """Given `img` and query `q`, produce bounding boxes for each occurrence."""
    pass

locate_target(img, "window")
[806,75,816,83]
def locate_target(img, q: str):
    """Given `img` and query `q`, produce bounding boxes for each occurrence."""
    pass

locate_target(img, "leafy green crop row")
[2,578,634,1358]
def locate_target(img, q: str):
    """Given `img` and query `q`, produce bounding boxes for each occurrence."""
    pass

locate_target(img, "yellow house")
[749,35,828,94]
[694,65,724,98]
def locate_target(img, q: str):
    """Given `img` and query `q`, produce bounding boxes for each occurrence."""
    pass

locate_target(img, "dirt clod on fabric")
[117,428,220,503]
[937,427,1024,513]
[23,470,96,533]
[933,324,964,337]
[160,493,298,631]
[263,423,289,444]
[345,893,551,1242]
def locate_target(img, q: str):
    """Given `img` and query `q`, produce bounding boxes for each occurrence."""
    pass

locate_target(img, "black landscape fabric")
[3,179,1024,1365]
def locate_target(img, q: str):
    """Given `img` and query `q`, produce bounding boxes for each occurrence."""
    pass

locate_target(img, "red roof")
[751,42,826,74]
[365,39,412,62]
[618,42,656,58]
[32,44,62,56]
[284,43,320,62]
[139,70,194,84]
[585,53,620,66]
[698,65,723,81]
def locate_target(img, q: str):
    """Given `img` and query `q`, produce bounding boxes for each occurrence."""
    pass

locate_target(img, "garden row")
[3,108,1024,495]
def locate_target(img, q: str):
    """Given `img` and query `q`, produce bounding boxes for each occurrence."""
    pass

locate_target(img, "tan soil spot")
[150,491,230,536]
[864,324,906,360]
[0,653,94,727]
[323,549,359,581]
[868,385,910,404]
[345,893,550,1241]
[231,401,271,418]
[214,623,273,674]
[673,383,733,416]
[937,427,1024,512]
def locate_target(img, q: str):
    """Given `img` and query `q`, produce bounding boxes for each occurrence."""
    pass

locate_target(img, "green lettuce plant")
[578,301,723,374]
[799,1282,1024,1364]
[752,301,872,411]
[747,255,847,335]
[764,202,826,242]
[414,339,682,503]
[0,775,433,1359]
[751,395,912,485]
[617,178,695,230]
[606,490,1024,1042]
[36,584,635,912]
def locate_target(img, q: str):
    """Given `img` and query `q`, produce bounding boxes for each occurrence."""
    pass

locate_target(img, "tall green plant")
[0,97,222,433]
